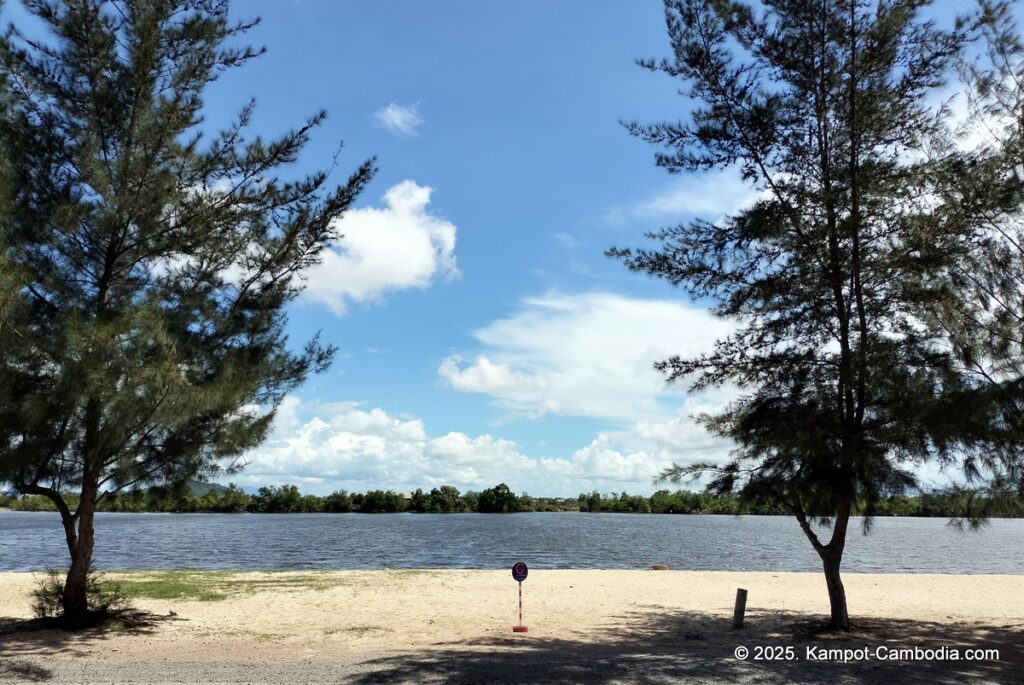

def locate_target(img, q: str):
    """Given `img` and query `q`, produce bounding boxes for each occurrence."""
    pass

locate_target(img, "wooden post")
[732,588,748,629]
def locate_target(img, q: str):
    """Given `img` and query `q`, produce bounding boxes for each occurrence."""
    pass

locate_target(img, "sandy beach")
[1,569,1022,683]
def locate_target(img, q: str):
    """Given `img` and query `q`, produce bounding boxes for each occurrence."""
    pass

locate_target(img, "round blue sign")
[511,561,528,582]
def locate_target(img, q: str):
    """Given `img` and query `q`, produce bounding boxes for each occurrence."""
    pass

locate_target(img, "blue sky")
[198,0,745,496]
[3,1,987,496]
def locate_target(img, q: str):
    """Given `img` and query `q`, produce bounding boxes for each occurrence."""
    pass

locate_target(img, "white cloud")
[438,291,733,422]
[235,390,960,496]
[372,102,424,137]
[235,397,731,495]
[569,396,734,485]
[438,356,548,396]
[606,168,757,224]
[237,398,555,493]
[303,180,459,315]
[552,232,580,249]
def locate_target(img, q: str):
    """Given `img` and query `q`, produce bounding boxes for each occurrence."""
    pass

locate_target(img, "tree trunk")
[795,497,853,630]
[821,550,850,630]
[61,487,96,627]
[818,499,852,630]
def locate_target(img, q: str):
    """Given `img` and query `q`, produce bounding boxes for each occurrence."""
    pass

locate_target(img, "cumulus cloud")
[303,180,459,315]
[235,397,731,495]
[568,396,735,485]
[437,356,548,396]
[438,292,733,422]
[372,102,424,137]
[605,168,758,224]
[237,398,556,493]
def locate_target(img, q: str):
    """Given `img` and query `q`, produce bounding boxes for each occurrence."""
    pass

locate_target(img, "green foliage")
[648,490,735,515]
[408,488,429,513]
[613,0,984,523]
[517,493,537,512]
[12,495,59,511]
[4,482,1022,516]
[610,0,1024,628]
[323,489,353,513]
[578,491,603,513]
[31,568,130,621]
[577,491,651,513]
[214,484,251,513]
[0,0,372,500]
[0,1,373,622]
[530,497,566,512]
[920,0,1024,496]
[357,490,408,513]
[250,485,303,513]
[428,485,466,512]
[475,483,520,513]
[461,490,480,512]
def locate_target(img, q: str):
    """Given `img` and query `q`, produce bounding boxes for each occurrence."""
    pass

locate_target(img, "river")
[1,511,1021,573]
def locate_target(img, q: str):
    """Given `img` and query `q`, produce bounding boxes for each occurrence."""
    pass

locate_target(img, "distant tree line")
[2,483,1020,518]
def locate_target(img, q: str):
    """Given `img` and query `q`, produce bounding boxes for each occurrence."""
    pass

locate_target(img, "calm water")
[1,511,1022,573]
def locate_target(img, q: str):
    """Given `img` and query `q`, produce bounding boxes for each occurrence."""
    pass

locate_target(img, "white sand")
[1,570,1021,654]
[1,570,1021,683]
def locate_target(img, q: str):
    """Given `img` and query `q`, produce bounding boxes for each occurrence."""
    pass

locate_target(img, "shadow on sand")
[0,608,1020,684]
[348,608,1024,685]
[0,611,178,683]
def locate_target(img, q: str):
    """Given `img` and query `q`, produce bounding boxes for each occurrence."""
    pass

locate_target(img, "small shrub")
[32,568,131,621]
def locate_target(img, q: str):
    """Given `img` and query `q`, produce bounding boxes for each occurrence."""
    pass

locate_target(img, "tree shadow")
[0,610,181,682]
[348,608,1024,685]
[0,659,52,684]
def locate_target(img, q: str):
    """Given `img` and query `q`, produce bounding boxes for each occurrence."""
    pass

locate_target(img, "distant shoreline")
[3,508,1023,519]
[6,483,1021,518]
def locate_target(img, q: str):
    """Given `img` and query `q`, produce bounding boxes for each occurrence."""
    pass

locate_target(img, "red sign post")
[511,561,528,633]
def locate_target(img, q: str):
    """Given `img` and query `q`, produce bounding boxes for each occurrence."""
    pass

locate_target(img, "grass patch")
[96,569,440,603]
[101,570,358,602]
[102,571,231,602]
[324,625,394,637]
[251,631,285,642]
[194,628,285,642]
[387,570,440,578]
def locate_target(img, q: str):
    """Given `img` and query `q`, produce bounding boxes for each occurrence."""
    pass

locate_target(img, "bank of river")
[0,569,1021,684]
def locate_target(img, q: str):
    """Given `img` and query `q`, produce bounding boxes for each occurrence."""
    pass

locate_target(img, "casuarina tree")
[923,0,1024,507]
[0,0,373,626]
[610,0,1020,629]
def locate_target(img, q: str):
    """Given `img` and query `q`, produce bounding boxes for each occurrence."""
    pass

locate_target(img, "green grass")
[193,628,285,641]
[387,570,439,578]
[99,571,229,602]
[324,625,394,637]
[98,570,361,602]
